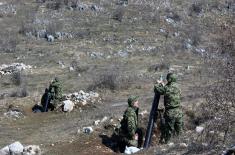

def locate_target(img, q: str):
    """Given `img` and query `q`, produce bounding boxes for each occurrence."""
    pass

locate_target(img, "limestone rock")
[46,35,54,42]
[63,100,74,112]
[94,120,100,126]
[83,127,93,134]
[0,63,32,75]
[4,110,24,119]
[23,145,41,155]
[0,146,9,155]
[196,126,204,133]
[168,142,175,147]
[179,143,188,148]
[101,116,108,123]
[9,141,24,154]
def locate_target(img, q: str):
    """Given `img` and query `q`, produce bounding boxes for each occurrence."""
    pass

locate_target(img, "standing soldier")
[117,96,143,152]
[154,73,183,144]
[49,77,63,108]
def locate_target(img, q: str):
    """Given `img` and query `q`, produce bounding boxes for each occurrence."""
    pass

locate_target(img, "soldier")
[154,73,183,143]
[49,77,63,108]
[117,96,143,153]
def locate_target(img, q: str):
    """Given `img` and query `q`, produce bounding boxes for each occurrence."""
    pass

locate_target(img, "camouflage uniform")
[117,96,142,152]
[154,73,183,143]
[49,77,63,107]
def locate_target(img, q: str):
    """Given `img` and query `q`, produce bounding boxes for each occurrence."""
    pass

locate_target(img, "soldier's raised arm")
[154,82,166,95]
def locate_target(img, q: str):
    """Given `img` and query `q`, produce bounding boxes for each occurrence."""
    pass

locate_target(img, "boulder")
[116,50,128,58]
[196,126,204,133]
[101,116,108,123]
[0,146,9,155]
[36,29,47,39]
[23,145,41,155]
[0,63,32,75]
[83,127,93,134]
[55,32,62,40]
[90,5,102,12]
[179,143,188,148]
[72,92,79,97]
[90,52,104,59]
[78,4,88,11]
[89,91,99,98]
[79,90,85,95]
[4,110,24,119]
[94,120,100,126]
[9,141,24,154]
[81,100,87,106]
[46,35,54,42]
[168,142,175,147]
[63,100,74,112]
[69,66,74,72]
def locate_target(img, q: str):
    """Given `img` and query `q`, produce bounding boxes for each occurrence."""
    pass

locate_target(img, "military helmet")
[45,88,49,93]
[166,73,177,83]
[54,77,59,82]
[128,96,139,107]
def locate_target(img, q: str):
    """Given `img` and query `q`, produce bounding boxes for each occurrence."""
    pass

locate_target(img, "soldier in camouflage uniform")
[49,77,63,108]
[154,73,183,143]
[117,96,143,152]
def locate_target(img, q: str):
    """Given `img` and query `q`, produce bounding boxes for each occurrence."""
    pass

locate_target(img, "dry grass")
[0,0,234,154]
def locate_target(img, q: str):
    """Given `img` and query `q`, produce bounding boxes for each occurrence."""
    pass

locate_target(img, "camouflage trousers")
[116,128,143,153]
[161,108,183,143]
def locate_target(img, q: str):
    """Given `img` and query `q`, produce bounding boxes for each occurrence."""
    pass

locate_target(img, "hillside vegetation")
[0,0,234,154]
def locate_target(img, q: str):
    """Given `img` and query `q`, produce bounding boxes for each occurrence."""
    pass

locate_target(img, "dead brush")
[88,69,138,92]
[0,32,18,53]
[113,7,125,22]
[188,58,235,153]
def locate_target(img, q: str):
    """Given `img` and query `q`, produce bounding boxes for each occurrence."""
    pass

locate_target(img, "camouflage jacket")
[49,80,63,100]
[120,106,139,139]
[154,82,181,110]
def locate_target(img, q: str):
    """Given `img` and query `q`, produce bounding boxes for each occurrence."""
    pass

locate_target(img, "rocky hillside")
[0,0,234,154]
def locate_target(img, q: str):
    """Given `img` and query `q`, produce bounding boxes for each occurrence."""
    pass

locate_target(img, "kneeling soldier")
[117,96,143,152]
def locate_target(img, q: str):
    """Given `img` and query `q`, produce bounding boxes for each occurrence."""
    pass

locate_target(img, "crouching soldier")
[49,77,63,109]
[116,96,143,153]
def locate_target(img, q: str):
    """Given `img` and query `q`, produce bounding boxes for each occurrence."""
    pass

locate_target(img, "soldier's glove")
[156,79,165,85]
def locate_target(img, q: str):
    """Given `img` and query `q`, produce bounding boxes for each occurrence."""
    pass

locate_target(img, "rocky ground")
[0,0,234,154]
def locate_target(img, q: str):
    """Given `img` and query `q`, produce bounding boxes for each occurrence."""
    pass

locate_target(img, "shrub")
[148,62,170,72]
[113,7,125,22]
[9,84,29,97]
[11,72,22,86]
[89,72,120,91]
[46,0,65,10]
[0,32,18,53]
[189,3,203,16]
[10,86,28,98]
[193,57,235,152]
[46,21,63,36]
[88,70,135,91]
[70,60,89,73]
